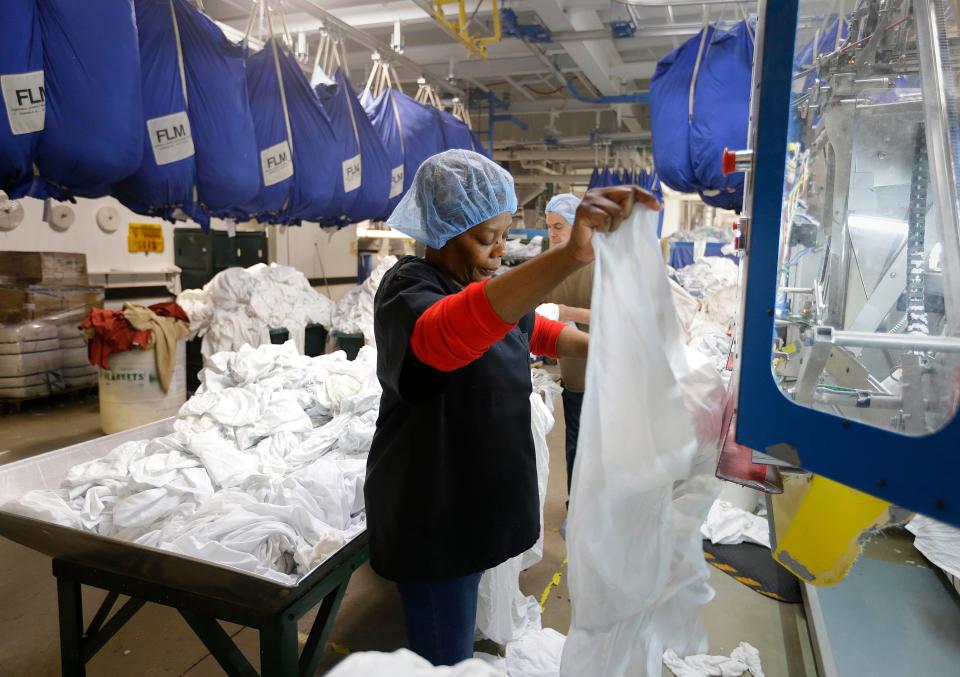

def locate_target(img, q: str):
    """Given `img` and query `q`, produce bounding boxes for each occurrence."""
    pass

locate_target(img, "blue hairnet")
[545,193,580,225]
[387,149,518,249]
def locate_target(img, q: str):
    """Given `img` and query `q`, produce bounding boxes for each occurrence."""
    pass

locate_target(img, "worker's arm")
[558,305,591,325]
[486,186,659,324]
[556,325,589,359]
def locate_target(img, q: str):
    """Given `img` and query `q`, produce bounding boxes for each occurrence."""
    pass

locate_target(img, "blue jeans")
[396,572,482,666]
[562,389,584,495]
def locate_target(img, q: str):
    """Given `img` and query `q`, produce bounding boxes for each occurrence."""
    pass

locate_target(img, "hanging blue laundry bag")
[274,47,341,225]
[638,168,666,236]
[437,110,475,151]
[361,89,406,215]
[393,92,445,191]
[0,0,43,198]
[315,68,392,224]
[115,0,199,223]
[177,0,259,218]
[239,41,339,225]
[363,88,445,214]
[649,26,717,194]
[690,20,755,211]
[33,0,144,199]
[587,166,601,190]
[118,0,260,226]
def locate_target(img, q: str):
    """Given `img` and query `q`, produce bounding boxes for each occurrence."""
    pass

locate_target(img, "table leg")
[260,615,299,677]
[57,578,85,677]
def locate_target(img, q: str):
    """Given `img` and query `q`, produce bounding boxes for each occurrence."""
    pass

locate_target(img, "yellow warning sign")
[128,223,165,254]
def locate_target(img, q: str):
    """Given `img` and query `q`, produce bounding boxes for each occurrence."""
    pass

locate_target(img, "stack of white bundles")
[177,264,334,359]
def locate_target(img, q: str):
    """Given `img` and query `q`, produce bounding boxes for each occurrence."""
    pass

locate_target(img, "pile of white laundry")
[907,515,960,595]
[330,256,398,346]
[8,341,380,585]
[671,257,739,373]
[503,237,544,264]
[325,628,567,677]
[177,264,334,359]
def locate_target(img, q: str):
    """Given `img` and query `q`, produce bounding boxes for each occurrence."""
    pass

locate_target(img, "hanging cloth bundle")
[360,59,406,214]
[587,166,600,190]
[638,167,666,237]
[0,0,43,198]
[116,0,261,226]
[438,109,476,151]
[177,0,260,218]
[361,60,445,211]
[649,24,717,195]
[313,36,392,223]
[32,0,144,199]
[238,4,338,224]
[691,19,756,211]
[115,0,203,224]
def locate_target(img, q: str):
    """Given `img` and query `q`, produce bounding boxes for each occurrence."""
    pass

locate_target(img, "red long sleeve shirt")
[410,279,565,372]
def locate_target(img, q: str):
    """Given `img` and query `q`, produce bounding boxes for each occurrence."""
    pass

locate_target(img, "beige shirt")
[545,262,594,392]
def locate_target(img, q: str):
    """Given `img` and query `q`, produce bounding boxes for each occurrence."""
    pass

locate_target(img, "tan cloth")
[545,262,594,392]
[123,303,190,393]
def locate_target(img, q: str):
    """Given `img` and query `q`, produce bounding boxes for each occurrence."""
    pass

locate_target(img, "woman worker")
[365,149,658,665]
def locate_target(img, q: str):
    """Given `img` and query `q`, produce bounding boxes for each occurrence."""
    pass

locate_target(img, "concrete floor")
[0,393,816,676]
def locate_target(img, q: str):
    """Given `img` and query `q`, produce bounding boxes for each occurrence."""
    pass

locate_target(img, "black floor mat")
[702,540,803,603]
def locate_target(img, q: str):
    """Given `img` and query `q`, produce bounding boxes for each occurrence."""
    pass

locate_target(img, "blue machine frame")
[736,0,960,527]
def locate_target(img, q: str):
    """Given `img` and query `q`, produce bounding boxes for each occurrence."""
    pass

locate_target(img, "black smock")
[365,256,539,583]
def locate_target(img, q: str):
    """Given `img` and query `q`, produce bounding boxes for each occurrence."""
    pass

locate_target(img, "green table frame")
[54,535,369,677]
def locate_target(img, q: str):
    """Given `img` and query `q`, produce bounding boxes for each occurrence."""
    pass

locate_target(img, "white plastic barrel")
[98,341,186,434]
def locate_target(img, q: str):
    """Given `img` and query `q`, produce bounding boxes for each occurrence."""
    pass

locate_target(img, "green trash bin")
[333,331,364,361]
[270,324,328,358]
[304,323,328,357]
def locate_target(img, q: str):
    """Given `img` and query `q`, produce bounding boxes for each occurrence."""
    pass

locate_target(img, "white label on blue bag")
[147,111,194,165]
[342,154,362,193]
[261,140,293,186]
[1,70,45,135]
[389,165,404,199]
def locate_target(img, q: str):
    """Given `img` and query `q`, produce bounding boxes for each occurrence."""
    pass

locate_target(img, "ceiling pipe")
[566,78,649,104]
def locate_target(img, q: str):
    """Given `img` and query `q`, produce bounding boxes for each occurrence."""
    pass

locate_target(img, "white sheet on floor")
[325,649,507,676]
[476,373,562,645]
[561,209,726,677]
[505,627,566,677]
[700,500,771,548]
[663,642,765,677]
[907,515,960,579]
[7,341,380,585]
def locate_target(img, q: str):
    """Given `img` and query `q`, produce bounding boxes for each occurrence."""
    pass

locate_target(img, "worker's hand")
[566,185,661,263]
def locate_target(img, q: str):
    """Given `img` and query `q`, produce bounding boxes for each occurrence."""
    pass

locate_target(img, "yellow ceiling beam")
[433,0,501,60]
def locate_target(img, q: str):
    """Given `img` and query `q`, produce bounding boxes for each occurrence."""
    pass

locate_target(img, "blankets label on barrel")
[261,140,293,187]
[147,111,195,166]
[1,70,45,135]
[389,166,404,199]
[342,154,362,193]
